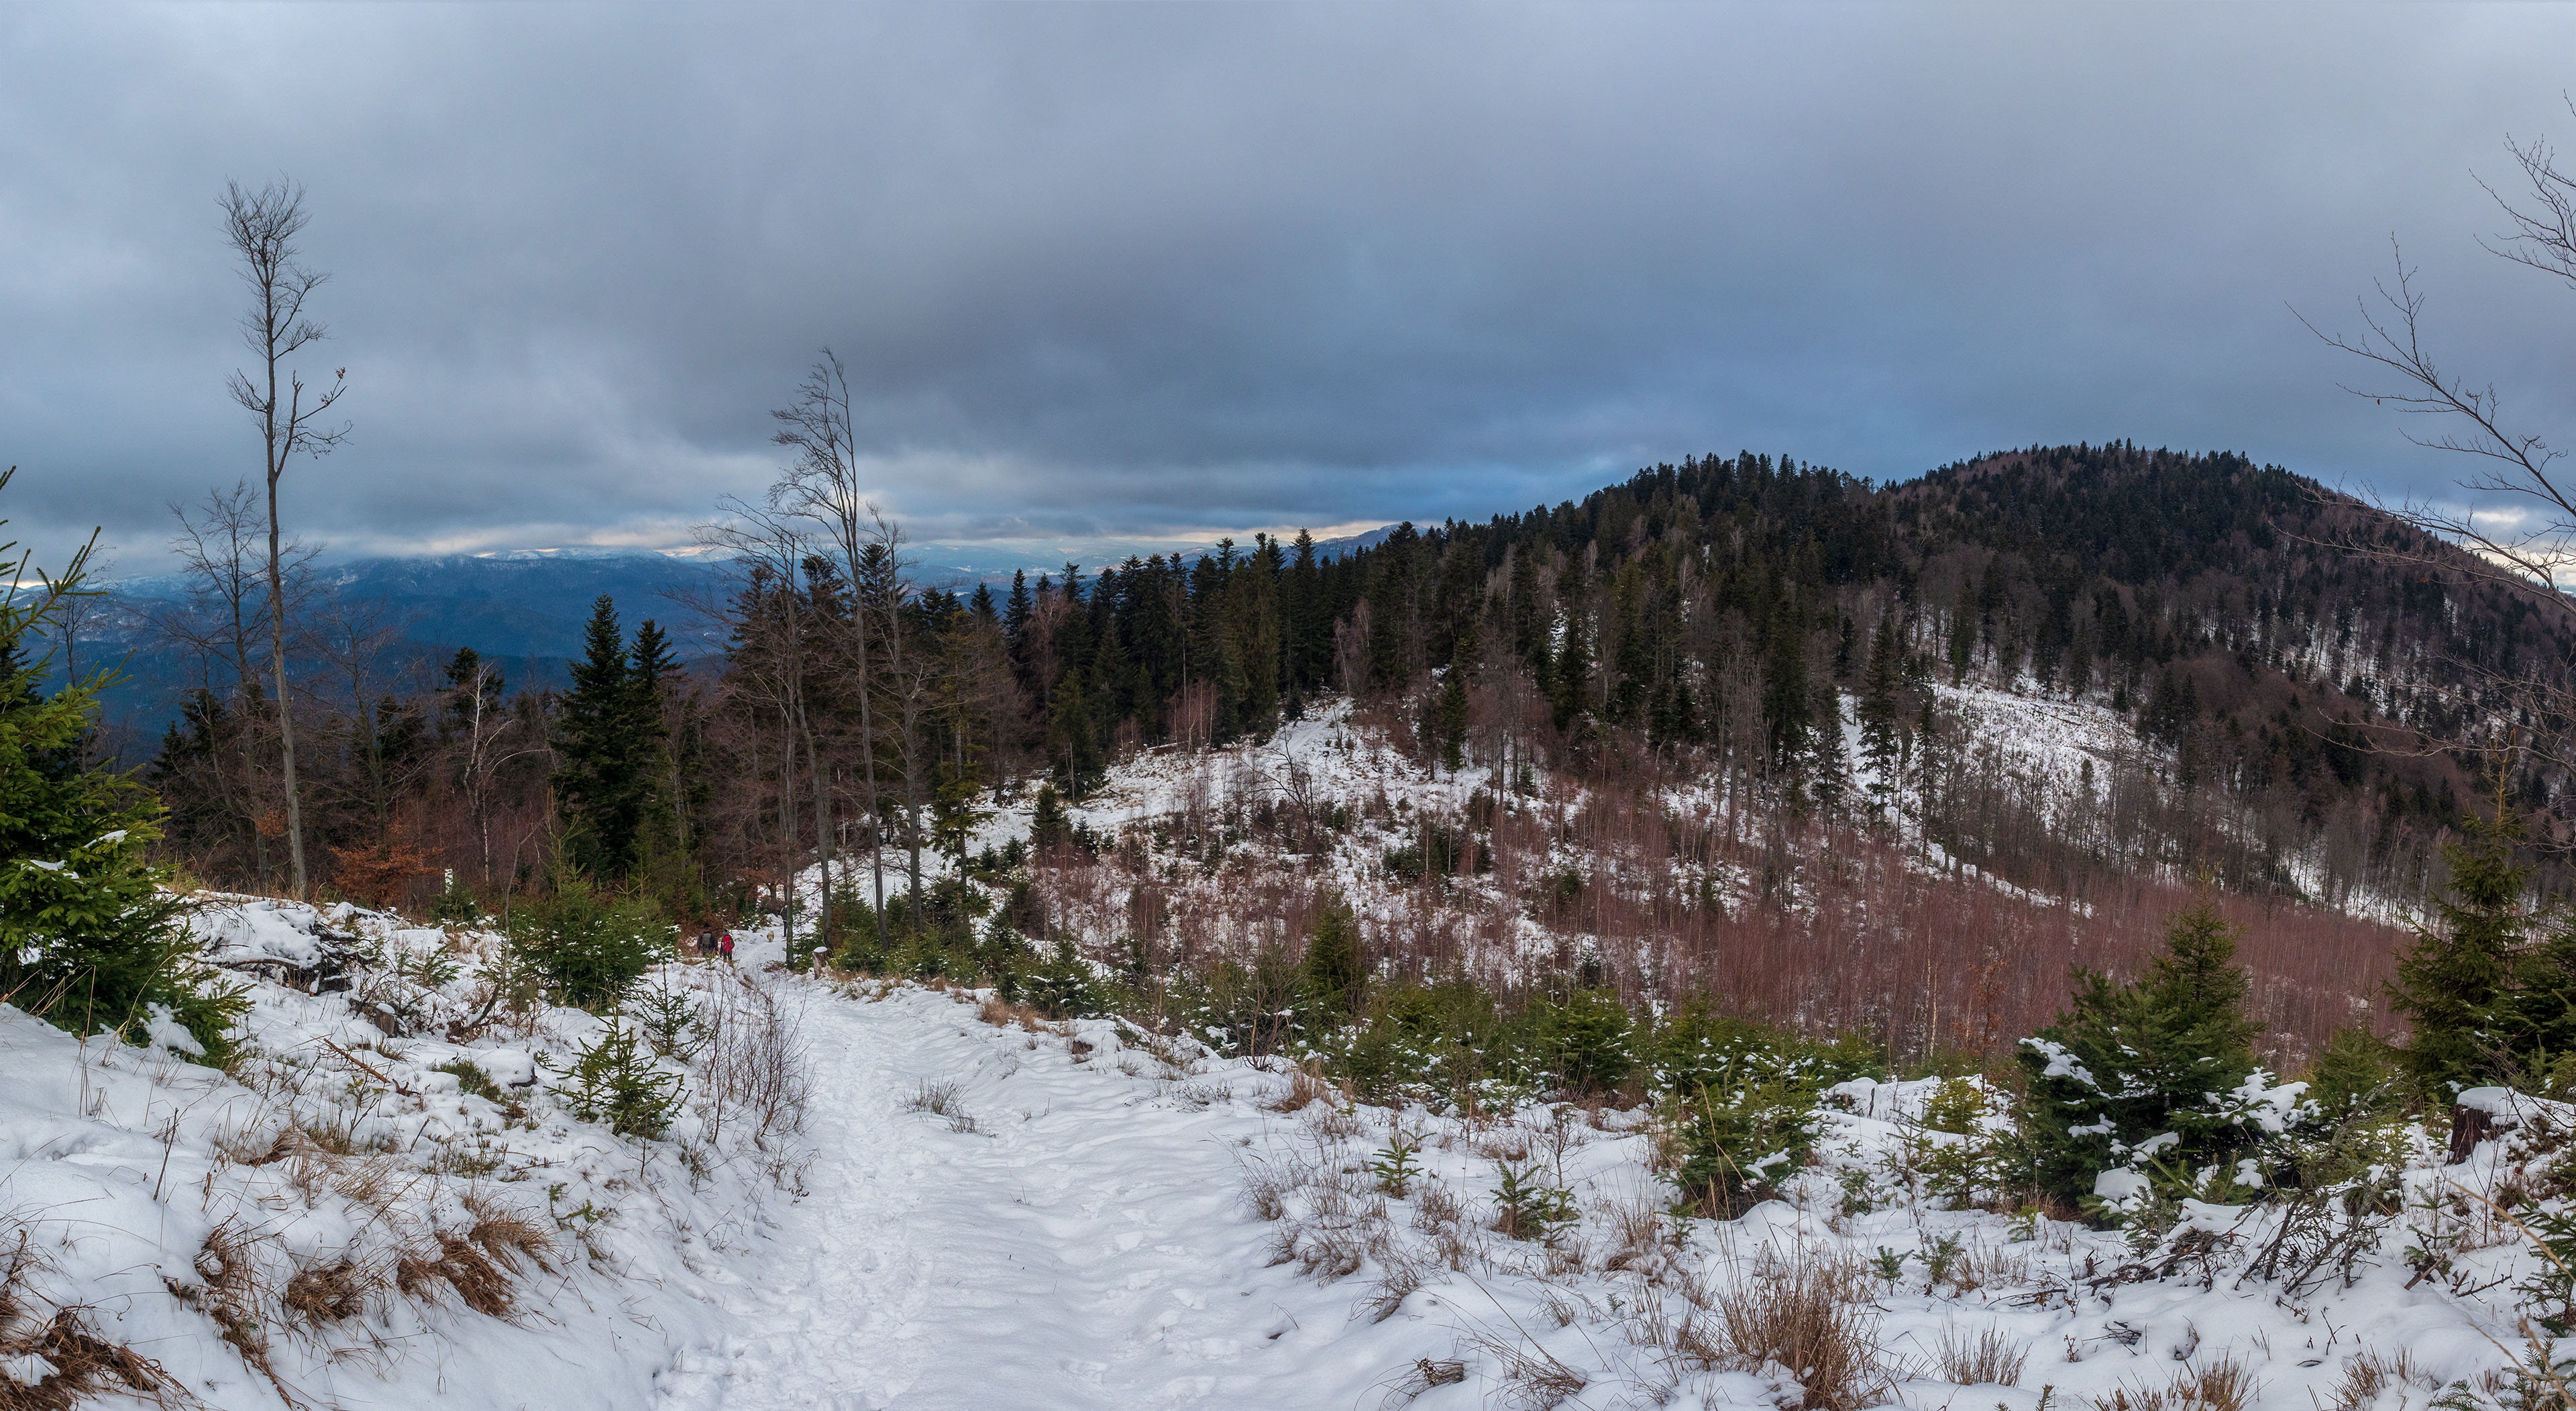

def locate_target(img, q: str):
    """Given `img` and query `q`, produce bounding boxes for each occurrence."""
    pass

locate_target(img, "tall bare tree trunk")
[222,178,346,902]
[265,480,306,897]
[857,601,884,945]
[779,703,800,943]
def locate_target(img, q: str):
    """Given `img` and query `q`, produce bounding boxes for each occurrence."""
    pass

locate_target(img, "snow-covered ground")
[7,892,2561,1410]
[656,980,1448,1408]
[1,895,807,1410]
[655,974,2540,1411]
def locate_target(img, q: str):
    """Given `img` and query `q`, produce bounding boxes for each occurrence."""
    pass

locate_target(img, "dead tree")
[699,499,827,945]
[769,351,879,948]
[161,478,319,884]
[221,178,347,900]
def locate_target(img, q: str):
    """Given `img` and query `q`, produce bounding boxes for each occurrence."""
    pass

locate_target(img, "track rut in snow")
[650,986,1432,1410]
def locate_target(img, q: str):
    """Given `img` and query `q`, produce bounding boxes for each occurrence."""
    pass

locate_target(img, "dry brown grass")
[392,1199,553,1322]
[1713,1251,1887,1411]
[1411,1181,1464,1231]
[213,1124,298,1169]
[2088,1357,2261,1411]
[1473,1126,1534,1163]
[281,1258,370,1324]
[187,1220,272,1375]
[0,1222,184,1411]
[2330,1350,2434,1411]
[1355,1255,1426,1323]
[0,1308,183,1411]
[1933,1325,2027,1386]
[976,995,1044,1029]
[1599,1188,1666,1273]
[1455,1320,1589,1410]
[1270,1062,1331,1114]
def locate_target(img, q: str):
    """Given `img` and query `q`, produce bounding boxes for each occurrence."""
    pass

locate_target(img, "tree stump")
[2447,1104,2495,1164]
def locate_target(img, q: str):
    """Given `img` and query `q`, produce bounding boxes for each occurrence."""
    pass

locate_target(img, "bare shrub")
[1715,1251,1888,1411]
[1934,1325,2027,1386]
[694,969,810,1153]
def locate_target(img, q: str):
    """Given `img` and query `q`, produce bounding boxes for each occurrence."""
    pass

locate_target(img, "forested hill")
[136,438,2565,922]
[1289,442,2574,904]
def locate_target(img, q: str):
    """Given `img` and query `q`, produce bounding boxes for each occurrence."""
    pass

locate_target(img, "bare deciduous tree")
[770,351,881,947]
[698,499,828,943]
[2309,106,2576,770]
[222,178,347,900]
[160,478,320,883]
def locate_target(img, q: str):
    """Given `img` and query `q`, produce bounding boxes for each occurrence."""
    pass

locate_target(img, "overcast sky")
[7,3,2576,571]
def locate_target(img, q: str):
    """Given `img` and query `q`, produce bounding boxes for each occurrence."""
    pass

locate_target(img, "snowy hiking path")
[653,984,1436,1410]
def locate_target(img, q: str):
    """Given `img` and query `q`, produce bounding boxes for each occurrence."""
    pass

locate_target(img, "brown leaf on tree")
[331,825,432,909]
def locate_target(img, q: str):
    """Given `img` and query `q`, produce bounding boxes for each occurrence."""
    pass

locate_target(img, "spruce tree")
[553,595,649,878]
[1436,620,1476,772]
[1946,582,1977,684]
[1284,530,1326,704]
[0,482,241,1057]
[2390,813,2528,1098]
[1030,782,1071,851]
[2017,897,2261,1202]
[1761,594,1811,768]
[628,618,684,859]
[1303,890,1365,1020]
[1550,613,1591,731]
[1858,612,1904,807]
[1508,540,1545,668]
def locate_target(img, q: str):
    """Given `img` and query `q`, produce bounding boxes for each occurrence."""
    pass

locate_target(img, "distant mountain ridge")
[83,529,1399,741]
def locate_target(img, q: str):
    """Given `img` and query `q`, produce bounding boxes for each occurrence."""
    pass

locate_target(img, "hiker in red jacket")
[718,931,736,962]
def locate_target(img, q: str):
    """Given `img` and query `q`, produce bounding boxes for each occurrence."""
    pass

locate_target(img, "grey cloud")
[5,3,2576,571]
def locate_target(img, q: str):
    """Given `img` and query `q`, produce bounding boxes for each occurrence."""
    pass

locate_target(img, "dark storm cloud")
[5,3,2576,570]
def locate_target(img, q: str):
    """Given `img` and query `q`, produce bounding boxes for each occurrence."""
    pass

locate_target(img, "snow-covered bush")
[0,486,245,1057]
[2015,897,2284,1212]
